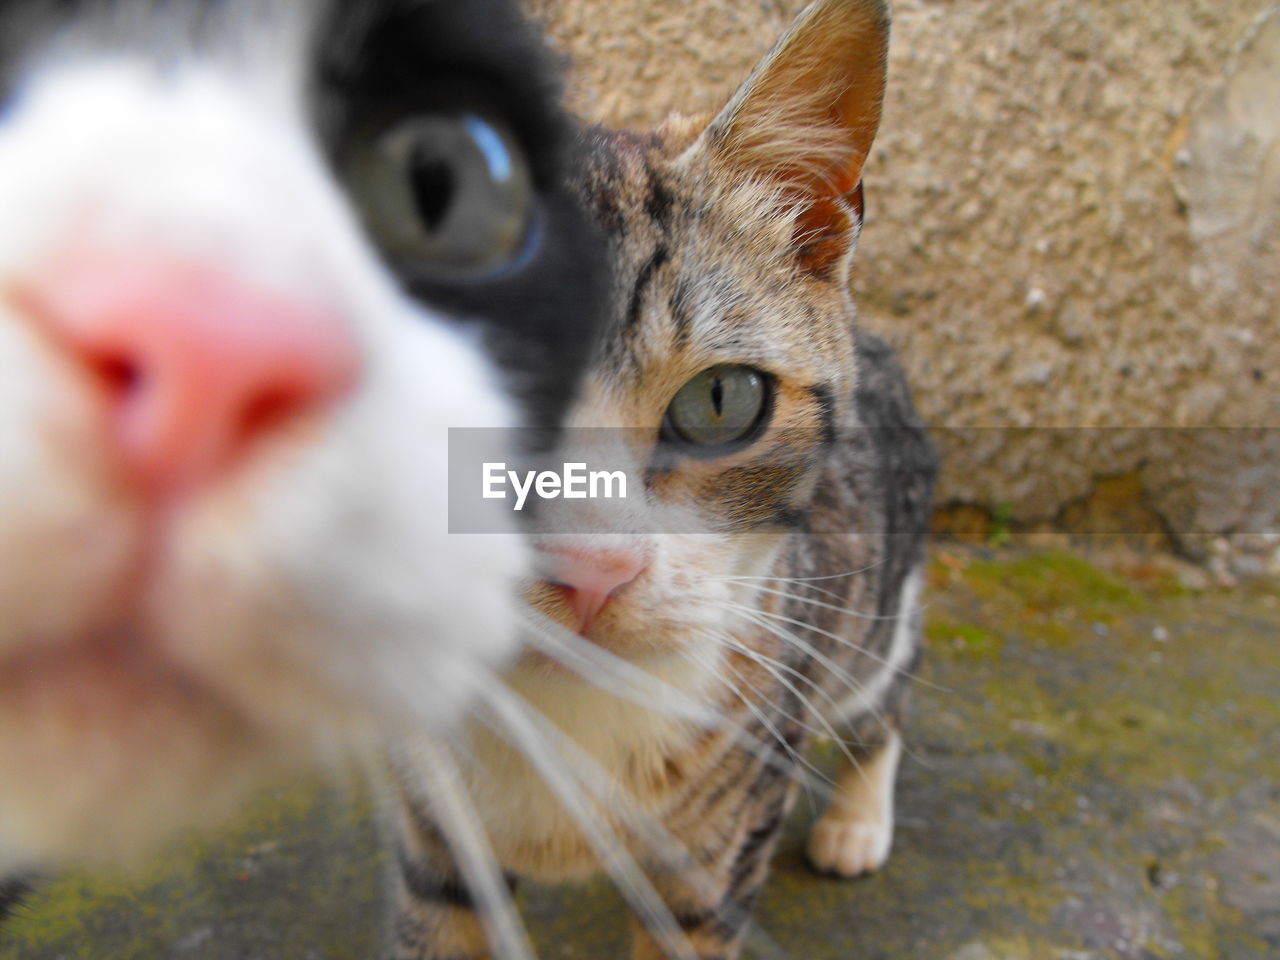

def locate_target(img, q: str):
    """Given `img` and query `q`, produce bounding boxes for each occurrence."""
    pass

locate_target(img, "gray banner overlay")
[448,427,1280,535]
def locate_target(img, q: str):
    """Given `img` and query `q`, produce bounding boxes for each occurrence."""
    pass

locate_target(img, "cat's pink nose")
[14,249,358,495]
[547,546,647,632]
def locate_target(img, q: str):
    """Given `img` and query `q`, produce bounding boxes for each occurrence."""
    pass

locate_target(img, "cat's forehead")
[583,129,853,392]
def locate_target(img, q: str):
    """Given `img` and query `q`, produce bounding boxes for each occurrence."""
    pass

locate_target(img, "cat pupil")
[409,152,454,231]
[710,376,725,418]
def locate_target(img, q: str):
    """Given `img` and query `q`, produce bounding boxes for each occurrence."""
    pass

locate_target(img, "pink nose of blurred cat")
[14,249,359,495]
[547,547,647,632]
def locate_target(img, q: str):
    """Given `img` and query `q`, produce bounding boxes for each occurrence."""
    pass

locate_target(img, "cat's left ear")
[695,0,890,276]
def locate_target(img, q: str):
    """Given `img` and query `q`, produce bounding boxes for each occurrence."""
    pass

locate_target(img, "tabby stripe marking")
[807,382,838,447]
[396,845,476,909]
[644,166,675,227]
[624,245,669,331]
[730,794,788,885]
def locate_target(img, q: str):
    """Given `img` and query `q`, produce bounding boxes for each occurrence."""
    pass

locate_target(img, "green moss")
[965,550,1142,612]
[6,774,384,960]
[9,547,1280,960]
[926,619,1005,660]
[1156,879,1272,960]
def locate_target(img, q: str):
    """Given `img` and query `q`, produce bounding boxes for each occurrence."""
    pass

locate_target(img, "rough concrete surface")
[525,0,1280,561]
[4,546,1277,959]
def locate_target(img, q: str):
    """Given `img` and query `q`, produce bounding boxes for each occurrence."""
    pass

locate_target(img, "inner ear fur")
[696,0,889,273]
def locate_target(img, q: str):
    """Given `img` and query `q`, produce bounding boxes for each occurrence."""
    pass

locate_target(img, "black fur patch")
[0,0,608,435]
[318,0,608,432]
[396,842,477,910]
[0,876,31,927]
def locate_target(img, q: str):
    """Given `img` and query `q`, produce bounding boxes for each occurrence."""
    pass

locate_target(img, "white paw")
[806,815,893,878]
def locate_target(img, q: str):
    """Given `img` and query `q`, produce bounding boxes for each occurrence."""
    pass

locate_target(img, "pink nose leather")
[547,547,647,632]
[15,250,358,494]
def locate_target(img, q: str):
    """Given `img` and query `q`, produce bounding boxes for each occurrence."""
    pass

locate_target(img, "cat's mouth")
[518,578,697,674]
[0,624,250,734]
[520,579,620,664]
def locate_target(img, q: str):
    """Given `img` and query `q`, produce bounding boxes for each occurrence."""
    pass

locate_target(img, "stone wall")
[528,0,1280,566]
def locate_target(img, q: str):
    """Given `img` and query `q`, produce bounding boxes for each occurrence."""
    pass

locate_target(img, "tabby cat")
[0,0,603,883]
[389,0,936,957]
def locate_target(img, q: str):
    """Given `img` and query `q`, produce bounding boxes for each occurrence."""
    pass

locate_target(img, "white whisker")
[738,581,914,622]
[707,559,884,586]
[475,683,700,960]
[723,604,904,757]
[682,645,834,794]
[706,632,876,796]
[412,739,535,960]
[518,606,722,728]
[726,603,877,698]
[732,600,945,695]
[728,597,942,770]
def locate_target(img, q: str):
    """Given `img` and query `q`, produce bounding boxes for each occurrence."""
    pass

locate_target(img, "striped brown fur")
[388,1,935,957]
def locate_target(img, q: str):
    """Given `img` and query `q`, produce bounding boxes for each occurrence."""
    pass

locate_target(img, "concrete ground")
[3,545,1277,960]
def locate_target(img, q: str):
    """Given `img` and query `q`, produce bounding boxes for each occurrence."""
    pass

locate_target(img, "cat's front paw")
[806,814,893,878]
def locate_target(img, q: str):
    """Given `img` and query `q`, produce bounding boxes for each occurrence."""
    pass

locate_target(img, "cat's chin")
[512,619,718,693]
[515,641,678,679]
[0,626,320,869]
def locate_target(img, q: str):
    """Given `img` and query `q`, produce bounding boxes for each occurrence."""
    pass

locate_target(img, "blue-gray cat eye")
[345,110,535,277]
[662,363,774,454]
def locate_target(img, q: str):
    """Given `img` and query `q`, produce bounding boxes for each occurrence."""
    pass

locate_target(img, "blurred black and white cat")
[0,0,605,877]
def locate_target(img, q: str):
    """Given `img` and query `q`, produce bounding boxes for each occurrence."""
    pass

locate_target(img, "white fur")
[831,563,923,719]
[807,728,900,876]
[0,23,526,868]
[433,647,724,878]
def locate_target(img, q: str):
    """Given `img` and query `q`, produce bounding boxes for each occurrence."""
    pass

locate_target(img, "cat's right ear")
[692,0,890,276]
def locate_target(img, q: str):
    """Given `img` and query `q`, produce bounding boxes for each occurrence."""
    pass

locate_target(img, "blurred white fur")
[0,17,526,868]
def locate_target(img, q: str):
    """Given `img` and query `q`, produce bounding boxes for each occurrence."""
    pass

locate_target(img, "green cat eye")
[663,365,773,453]
[348,112,535,277]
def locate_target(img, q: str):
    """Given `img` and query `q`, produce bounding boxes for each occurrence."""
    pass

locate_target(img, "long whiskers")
[455,572,927,959]
[476,641,807,960]
[708,630,866,751]
[520,604,834,804]
[523,602,839,800]
[730,597,945,696]
[681,644,834,795]
[704,631,879,797]
[412,739,536,960]
[720,602,908,775]
[734,575,882,609]
[474,682,701,960]
[518,606,722,728]
[726,602,886,703]
[707,559,885,588]
[726,601,943,771]
[736,581,923,623]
